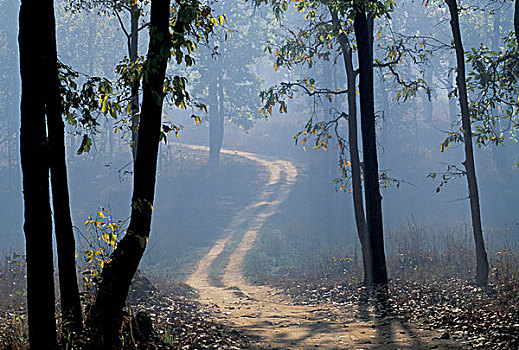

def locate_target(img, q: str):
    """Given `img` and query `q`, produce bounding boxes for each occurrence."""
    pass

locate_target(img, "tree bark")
[19,0,58,347]
[43,0,83,334]
[330,9,369,284]
[446,0,489,286]
[90,0,173,347]
[353,4,388,286]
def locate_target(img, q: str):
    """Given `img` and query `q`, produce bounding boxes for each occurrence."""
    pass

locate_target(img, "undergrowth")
[244,220,519,287]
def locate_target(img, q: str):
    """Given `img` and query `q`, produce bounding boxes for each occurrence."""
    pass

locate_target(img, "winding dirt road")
[185,146,459,349]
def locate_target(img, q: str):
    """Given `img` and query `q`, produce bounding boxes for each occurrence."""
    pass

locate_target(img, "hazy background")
[0,0,517,279]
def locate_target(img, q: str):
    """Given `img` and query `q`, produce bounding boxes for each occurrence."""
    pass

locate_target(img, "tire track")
[185,145,458,349]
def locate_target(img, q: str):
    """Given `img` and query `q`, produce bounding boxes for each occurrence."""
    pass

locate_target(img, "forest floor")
[184,148,461,349]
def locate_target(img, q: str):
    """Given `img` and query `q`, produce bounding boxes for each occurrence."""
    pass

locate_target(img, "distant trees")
[191,0,268,167]
[65,0,145,161]
[0,0,20,190]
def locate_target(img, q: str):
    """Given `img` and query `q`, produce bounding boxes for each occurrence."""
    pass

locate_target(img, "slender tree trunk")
[330,9,369,284]
[353,4,388,286]
[423,69,433,123]
[217,74,225,158]
[5,0,20,191]
[446,0,489,286]
[43,0,83,333]
[19,0,58,347]
[491,8,501,52]
[90,0,173,346]
[88,11,97,76]
[130,3,140,162]
[447,70,457,122]
[489,8,504,175]
[208,73,223,167]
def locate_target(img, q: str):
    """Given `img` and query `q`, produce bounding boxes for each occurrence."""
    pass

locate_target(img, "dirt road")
[185,147,459,349]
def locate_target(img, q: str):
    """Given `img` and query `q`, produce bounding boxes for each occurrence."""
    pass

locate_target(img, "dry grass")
[245,220,519,287]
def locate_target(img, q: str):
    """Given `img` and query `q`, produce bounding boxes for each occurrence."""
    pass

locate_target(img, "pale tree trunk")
[330,9,369,284]
[353,4,388,286]
[423,68,433,123]
[208,73,224,167]
[88,11,97,76]
[4,0,20,191]
[377,72,390,147]
[447,69,457,122]
[446,0,489,286]
[491,7,501,52]
[489,8,505,175]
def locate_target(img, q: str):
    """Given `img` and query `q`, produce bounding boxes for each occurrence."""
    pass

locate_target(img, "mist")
[1,0,519,347]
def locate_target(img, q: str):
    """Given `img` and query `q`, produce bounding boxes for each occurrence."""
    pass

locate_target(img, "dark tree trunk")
[353,5,388,286]
[130,3,141,162]
[330,9,369,284]
[90,0,173,347]
[19,0,58,347]
[208,73,224,167]
[446,0,489,286]
[43,0,83,334]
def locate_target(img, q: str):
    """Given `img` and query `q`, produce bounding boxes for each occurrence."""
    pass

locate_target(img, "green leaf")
[77,134,92,155]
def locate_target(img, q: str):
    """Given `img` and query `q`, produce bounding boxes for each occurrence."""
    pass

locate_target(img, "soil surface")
[185,146,461,349]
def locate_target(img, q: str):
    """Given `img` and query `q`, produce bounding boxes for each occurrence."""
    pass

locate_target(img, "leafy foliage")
[79,208,123,302]
[467,32,519,147]
[57,0,221,154]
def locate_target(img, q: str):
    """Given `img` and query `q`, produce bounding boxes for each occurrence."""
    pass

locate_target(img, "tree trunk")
[19,0,58,347]
[353,4,388,286]
[208,73,224,167]
[446,0,489,286]
[330,9,369,284]
[447,69,457,122]
[90,0,173,347]
[43,0,83,334]
[88,11,97,76]
[130,3,140,162]
[491,8,501,52]
[423,69,433,123]
[4,0,20,192]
